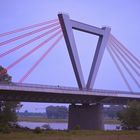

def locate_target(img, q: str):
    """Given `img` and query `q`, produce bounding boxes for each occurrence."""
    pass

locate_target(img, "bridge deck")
[0,83,140,104]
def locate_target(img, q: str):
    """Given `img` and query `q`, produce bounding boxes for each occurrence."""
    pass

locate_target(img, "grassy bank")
[18,116,67,123]
[0,130,140,140]
[18,116,120,124]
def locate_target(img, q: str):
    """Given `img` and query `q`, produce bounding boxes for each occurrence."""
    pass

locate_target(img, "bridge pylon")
[58,13,111,90]
[68,104,104,130]
[58,13,110,130]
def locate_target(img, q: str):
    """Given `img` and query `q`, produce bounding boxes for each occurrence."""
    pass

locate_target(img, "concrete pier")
[68,104,104,130]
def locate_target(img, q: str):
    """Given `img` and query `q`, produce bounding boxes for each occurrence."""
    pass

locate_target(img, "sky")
[0,0,140,112]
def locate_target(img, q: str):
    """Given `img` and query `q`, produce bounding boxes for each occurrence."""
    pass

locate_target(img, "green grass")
[0,130,140,140]
[18,116,67,123]
[18,116,120,124]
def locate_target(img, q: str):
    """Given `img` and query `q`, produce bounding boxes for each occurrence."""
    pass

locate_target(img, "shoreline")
[18,116,68,123]
[18,116,120,124]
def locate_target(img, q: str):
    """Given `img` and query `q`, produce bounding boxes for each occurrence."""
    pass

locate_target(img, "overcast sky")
[0,0,140,112]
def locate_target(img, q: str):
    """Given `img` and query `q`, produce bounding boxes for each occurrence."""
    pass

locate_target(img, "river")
[18,121,121,130]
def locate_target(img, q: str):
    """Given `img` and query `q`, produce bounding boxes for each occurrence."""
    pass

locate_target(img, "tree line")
[46,106,68,119]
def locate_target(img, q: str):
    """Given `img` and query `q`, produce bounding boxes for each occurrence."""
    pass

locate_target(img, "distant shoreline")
[18,116,120,124]
[18,116,68,123]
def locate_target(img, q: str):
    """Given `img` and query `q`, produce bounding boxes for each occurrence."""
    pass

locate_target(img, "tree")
[104,105,124,119]
[46,106,68,119]
[0,66,11,83]
[0,101,21,125]
[0,65,21,126]
[104,105,123,119]
[118,101,140,130]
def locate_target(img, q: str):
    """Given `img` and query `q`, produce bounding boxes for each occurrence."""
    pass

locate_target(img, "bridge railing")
[0,82,80,91]
[0,82,139,95]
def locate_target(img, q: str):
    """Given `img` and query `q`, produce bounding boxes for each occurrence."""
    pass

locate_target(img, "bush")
[42,124,51,130]
[74,125,81,130]
[33,127,42,134]
[0,125,11,134]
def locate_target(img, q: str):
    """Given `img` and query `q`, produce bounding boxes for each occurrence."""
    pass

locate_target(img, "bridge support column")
[68,104,104,130]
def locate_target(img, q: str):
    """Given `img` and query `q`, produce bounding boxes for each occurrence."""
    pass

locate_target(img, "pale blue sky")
[0,0,140,112]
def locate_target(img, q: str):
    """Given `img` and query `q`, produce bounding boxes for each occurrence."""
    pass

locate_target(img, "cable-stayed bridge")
[0,13,140,130]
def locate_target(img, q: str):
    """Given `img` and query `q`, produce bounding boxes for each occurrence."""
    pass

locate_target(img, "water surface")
[18,121,121,130]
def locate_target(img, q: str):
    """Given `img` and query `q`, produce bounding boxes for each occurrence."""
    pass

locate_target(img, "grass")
[18,116,67,123]
[18,116,120,124]
[0,130,140,140]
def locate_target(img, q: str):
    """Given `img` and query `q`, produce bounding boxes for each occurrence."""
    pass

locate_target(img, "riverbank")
[18,116,120,124]
[0,130,140,140]
[18,116,67,123]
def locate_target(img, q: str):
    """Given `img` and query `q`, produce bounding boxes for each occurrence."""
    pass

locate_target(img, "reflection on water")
[18,121,121,130]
